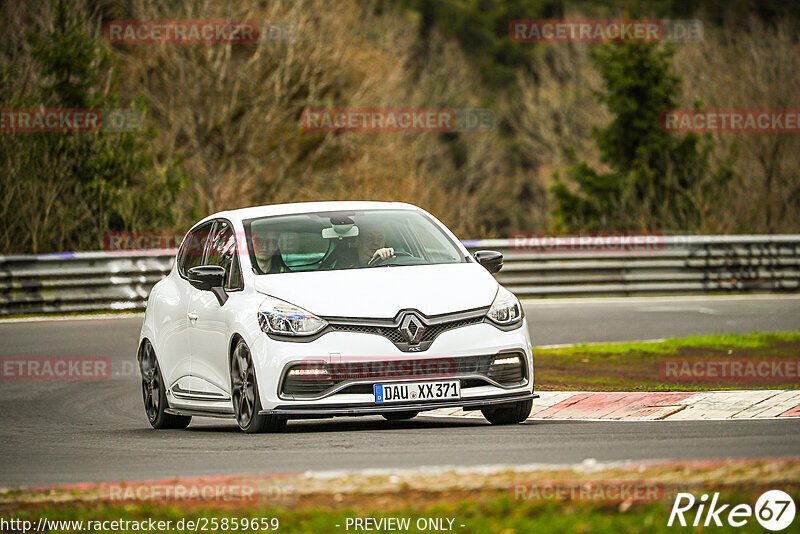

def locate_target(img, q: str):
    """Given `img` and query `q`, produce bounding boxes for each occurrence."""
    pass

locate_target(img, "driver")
[252,230,289,273]
[356,226,394,266]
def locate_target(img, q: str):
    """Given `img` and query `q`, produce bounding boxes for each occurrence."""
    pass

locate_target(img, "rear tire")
[139,340,191,429]
[481,399,532,425]
[382,411,419,421]
[231,339,286,434]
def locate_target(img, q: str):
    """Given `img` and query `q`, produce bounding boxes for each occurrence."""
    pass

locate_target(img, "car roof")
[194,201,421,227]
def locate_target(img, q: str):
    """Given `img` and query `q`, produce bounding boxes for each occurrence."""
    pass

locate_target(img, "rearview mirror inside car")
[322,225,359,239]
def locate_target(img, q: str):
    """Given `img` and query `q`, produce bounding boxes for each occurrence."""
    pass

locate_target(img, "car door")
[187,219,245,399]
[156,222,213,390]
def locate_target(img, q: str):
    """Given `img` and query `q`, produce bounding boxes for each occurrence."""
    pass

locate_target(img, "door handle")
[187,312,199,323]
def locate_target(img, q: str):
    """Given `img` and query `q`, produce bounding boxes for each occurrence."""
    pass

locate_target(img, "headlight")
[258,296,327,336]
[487,286,523,326]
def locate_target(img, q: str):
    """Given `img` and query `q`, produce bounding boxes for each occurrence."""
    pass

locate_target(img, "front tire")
[230,339,286,434]
[481,399,532,425]
[139,340,191,429]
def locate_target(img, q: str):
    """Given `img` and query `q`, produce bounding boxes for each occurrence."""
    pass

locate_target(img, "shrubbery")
[0,0,185,254]
[1,0,798,254]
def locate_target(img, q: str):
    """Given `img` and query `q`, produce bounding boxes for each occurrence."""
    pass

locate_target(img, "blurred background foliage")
[1,0,798,253]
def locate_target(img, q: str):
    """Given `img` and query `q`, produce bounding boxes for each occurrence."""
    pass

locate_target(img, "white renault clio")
[138,201,535,433]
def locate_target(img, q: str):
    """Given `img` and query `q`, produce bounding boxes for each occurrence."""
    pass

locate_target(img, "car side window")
[177,222,213,277]
[205,220,244,291]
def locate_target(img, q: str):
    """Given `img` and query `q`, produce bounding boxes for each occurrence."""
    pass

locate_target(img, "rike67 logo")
[668,490,796,531]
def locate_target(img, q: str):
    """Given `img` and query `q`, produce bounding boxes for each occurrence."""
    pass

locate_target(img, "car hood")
[253,263,498,318]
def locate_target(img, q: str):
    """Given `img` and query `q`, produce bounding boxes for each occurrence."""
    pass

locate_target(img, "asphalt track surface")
[1,295,799,486]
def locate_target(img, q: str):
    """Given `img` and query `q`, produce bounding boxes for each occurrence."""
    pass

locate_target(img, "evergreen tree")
[551,42,733,231]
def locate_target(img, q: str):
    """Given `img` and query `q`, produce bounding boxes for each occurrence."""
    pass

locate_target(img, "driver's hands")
[370,247,395,263]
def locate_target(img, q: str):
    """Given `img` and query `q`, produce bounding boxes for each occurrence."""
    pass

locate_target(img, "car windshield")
[245,210,465,274]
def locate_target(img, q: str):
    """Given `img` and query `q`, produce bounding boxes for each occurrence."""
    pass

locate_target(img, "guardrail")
[466,235,800,297]
[1,235,798,316]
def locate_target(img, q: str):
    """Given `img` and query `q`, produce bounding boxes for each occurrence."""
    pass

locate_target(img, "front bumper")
[252,318,535,414]
[260,391,538,417]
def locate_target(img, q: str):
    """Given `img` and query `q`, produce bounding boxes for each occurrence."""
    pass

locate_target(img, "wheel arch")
[137,337,152,364]
[228,333,245,371]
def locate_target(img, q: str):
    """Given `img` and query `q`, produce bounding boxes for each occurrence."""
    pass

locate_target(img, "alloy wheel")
[231,341,256,428]
[140,342,160,422]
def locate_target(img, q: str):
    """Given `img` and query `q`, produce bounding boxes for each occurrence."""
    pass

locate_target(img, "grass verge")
[3,458,799,533]
[535,331,800,391]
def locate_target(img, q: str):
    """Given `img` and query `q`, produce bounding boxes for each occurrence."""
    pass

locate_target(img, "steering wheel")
[368,250,414,266]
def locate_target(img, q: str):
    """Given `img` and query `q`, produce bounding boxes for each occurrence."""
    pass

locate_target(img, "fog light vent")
[487,354,525,385]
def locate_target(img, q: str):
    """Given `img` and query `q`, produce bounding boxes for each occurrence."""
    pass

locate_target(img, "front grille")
[328,315,484,346]
[329,324,406,344]
[418,317,485,342]
[281,352,526,398]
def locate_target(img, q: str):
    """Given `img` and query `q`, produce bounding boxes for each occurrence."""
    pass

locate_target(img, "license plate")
[374,380,460,403]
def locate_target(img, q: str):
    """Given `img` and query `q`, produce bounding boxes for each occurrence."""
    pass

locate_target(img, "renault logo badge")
[399,313,426,344]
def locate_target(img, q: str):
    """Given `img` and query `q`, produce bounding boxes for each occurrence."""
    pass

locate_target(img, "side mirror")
[187,265,228,305]
[474,250,503,274]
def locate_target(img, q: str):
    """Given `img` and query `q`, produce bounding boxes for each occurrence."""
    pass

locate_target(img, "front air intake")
[487,353,526,385]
